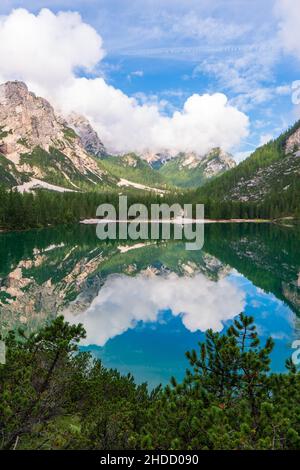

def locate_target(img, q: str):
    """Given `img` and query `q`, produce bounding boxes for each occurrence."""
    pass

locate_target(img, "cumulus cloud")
[64,272,245,346]
[0,8,104,87]
[0,8,249,154]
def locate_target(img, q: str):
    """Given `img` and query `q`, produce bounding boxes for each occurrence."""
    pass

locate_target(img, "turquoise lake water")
[0,222,299,387]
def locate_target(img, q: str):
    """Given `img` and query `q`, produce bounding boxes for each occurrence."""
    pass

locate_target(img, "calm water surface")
[0,223,299,387]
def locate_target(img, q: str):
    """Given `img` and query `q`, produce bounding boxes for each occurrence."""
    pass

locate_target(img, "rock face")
[142,151,173,169]
[224,152,300,202]
[0,81,61,159]
[158,148,236,188]
[201,148,236,177]
[199,121,300,202]
[0,80,236,191]
[174,149,235,175]
[0,81,107,189]
[285,127,300,154]
[67,113,107,158]
[142,148,235,174]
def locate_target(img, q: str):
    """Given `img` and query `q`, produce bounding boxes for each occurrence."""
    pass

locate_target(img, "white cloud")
[0,8,249,155]
[275,84,291,95]
[171,13,250,43]
[131,70,144,77]
[194,38,280,112]
[275,0,300,61]
[230,87,274,112]
[127,70,144,81]
[64,272,245,346]
[0,8,104,87]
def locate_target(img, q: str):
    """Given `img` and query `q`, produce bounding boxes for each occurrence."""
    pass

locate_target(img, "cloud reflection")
[65,272,245,346]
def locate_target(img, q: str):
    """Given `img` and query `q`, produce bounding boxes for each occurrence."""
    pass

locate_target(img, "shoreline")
[80,218,272,225]
[1,217,298,235]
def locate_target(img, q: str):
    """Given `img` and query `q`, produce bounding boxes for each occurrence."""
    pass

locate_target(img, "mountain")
[158,148,236,188]
[0,81,115,191]
[0,80,237,193]
[198,121,300,205]
[67,112,107,158]
[100,153,168,189]
[100,149,235,190]
[142,151,173,169]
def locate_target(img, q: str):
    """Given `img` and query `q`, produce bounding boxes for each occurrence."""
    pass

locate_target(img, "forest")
[0,183,299,231]
[0,313,299,450]
[197,120,300,201]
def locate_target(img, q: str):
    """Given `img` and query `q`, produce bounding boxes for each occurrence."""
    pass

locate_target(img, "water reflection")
[64,271,245,346]
[0,223,299,385]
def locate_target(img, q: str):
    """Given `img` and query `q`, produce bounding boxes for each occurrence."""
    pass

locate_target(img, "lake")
[0,222,299,387]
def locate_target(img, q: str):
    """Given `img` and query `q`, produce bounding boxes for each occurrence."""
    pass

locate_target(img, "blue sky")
[0,0,300,158]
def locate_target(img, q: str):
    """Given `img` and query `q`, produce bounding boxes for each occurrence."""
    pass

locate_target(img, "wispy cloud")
[127,69,144,81]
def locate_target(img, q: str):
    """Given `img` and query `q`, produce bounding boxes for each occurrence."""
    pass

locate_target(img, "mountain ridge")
[0,81,238,192]
[197,120,300,204]
[2,80,298,200]
[158,148,236,188]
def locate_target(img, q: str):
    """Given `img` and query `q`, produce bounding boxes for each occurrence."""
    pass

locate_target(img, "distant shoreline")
[1,217,298,235]
[0,219,269,235]
[80,218,272,225]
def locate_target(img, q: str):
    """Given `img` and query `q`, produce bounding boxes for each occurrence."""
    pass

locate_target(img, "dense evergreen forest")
[0,184,299,231]
[0,314,299,450]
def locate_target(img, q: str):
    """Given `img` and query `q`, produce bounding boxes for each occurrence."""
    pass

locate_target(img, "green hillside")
[159,148,234,188]
[0,153,29,187]
[101,153,168,188]
[18,146,116,190]
[158,155,206,188]
[198,121,300,202]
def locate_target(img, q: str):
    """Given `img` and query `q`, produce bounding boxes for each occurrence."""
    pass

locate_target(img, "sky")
[0,0,300,159]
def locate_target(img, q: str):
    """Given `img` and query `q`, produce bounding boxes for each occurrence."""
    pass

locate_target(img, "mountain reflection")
[0,222,299,382]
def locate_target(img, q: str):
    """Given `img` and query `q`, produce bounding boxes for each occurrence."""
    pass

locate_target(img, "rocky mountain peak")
[0,80,62,160]
[141,151,173,168]
[202,147,236,177]
[67,112,107,158]
[141,147,235,173]
[0,80,105,188]
[0,81,29,101]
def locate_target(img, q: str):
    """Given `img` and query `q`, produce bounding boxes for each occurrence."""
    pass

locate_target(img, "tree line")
[0,185,299,231]
[0,313,299,450]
